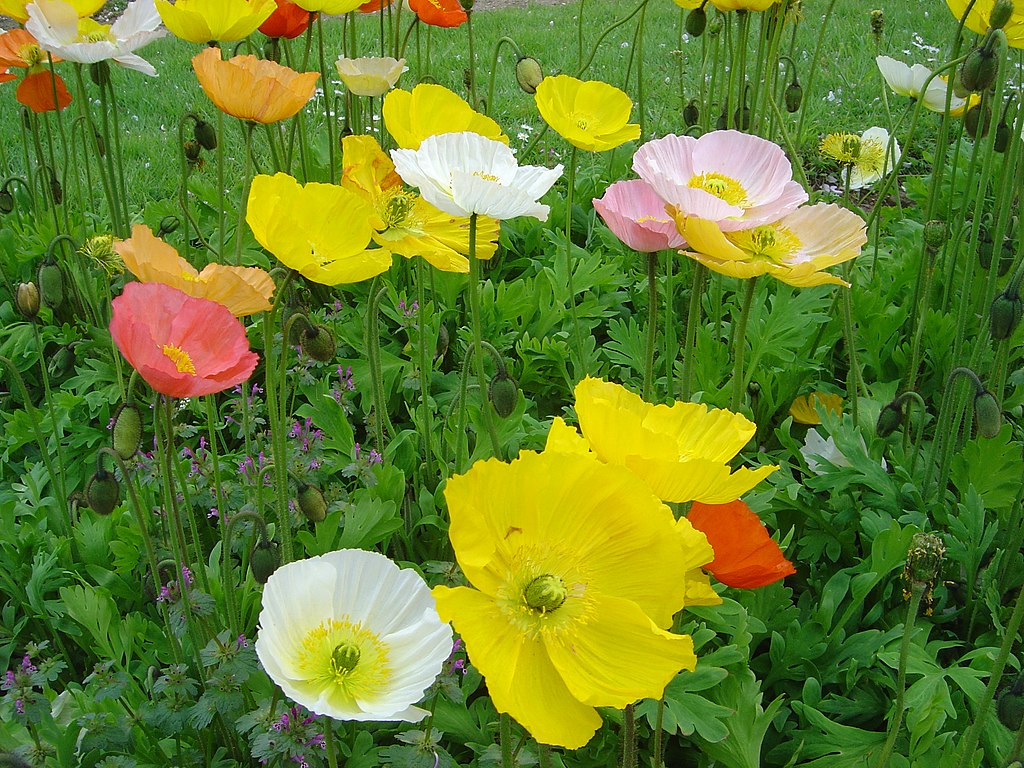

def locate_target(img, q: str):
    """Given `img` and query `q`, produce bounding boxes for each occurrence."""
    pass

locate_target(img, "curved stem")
[563,145,587,379]
[415,259,436,483]
[730,277,757,410]
[681,262,705,401]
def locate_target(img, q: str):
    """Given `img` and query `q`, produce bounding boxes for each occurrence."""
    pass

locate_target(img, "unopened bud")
[990,289,1023,339]
[960,46,999,93]
[15,281,40,319]
[89,60,110,86]
[998,671,1024,730]
[459,0,473,9]
[300,324,335,363]
[0,189,14,214]
[488,370,519,418]
[870,9,884,40]
[707,15,723,36]
[86,468,120,515]
[49,171,62,206]
[784,79,803,113]
[904,532,945,588]
[297,483,328,523]
[978,224,994,269]
[994,118,1011,152]
[683,99,700,127]
[876,401,904,437]
[94,131,106,158]
[263,37,281,63]
[965,102,992,139]
[37,260,64,308]
[156,215,180,237]
[990,0,1014,30]
[515,57,544,95]
[685,6,707,37]
[251,537,280,584]
[183,140,202,163]
[923,220,946,252]
[193,119,217,151]
[974,389,1001,438]
[732,105,752,130]
[112,403,143,459]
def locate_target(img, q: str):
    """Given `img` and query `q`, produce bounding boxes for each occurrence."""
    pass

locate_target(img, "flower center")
[162,344,197,375]
[78,19,113,43]
[688,172,749,207]
[523,574,568,613]
[819,132,863,165]
[18,43,44,68]
[295,618,390,701]
[568,111,592,133]
[728,224,802,264]
[331,642,361,674]
[380,189,416,229]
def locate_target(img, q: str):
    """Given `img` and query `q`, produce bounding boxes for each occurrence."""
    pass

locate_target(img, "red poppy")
[259,0,314,39]
[409,0,467,27]
[16,70,72,112]
[687,499,795,588]
[110,282,259,398]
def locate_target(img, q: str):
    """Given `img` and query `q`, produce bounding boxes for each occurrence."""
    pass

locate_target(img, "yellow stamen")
[379,189,416,229]
[18,43,44,68]
[162,344,197,375]
[819,132,863,165]
[495,542,593,639]
[728,224,802,264]
[688,172,749,207]
[295,618,390,698]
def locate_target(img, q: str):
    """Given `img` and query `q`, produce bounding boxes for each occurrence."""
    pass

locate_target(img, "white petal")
[110,0,162,38]
[25,0,79,50]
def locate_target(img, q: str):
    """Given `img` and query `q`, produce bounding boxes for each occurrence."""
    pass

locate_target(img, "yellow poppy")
[789,392,843,425]
[534,74,640,152]
[156,0,276,44]
[945,0,1024,48]
[246,173,392,285]
[193,47,317,123]
[382,83,507,150]
[114,224,274,317]
[340,134,499,272]
[1,0,100,24]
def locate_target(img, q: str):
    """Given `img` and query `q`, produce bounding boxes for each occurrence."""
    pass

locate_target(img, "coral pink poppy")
[632,130,807,233]
[259,0,313,39]
[409,0,466,27]
[686,499,795,588]
[593,179,685,253]
[110,282,258,398]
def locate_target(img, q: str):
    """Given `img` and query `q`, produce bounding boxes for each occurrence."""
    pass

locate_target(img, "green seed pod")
[990,290,1023,340]
[997,682,1024,731]
[978,224,994,269]
[990,0,1014,30]
[300,324,335,363]
[49,171,63,206]
[685,6,707,37]
[37,260,64,309]
[89,60,110,86]
[923,220,947,251]
[994,118,1011,152]
[876,401,904,437]
[297,483,328,523]
[965,102,992,139]
[15,281,40,319]
[0,189,14,214]
[960,46,999,93]
[904,532,945,587]
[870,9,884,41]
[183,139,202,163]
[251,537,280,584]
[193,119,217,151]
[112,403,143,459]
[515,57,544,95]
[683,98,700,127]
[784,79,803,113]
[488,370,519,418]
[974,389,1002,438]
[86,469,120,516]
[156,215,180,237]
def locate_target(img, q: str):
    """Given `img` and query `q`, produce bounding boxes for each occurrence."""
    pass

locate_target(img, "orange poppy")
[0,67,15,83]
[115,224,275,317]
[259,0,313,39]
[0,28,71,112]
[686,500,795,588]
[358,0,391,9]
[409,0,466,27]
[192,46,318,124]
[16,70,72,112]
[110,282,259,399]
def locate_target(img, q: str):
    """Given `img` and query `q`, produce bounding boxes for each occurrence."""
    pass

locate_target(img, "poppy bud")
[732,106,752,130]
[156,215,180,237]
[263,37,281,63]
[183,139,202,163]
[89,60,110,86]
[515,57,544,95]
[876,401,904,437]
[784,79,803,113]
[0,189,14,214]
[974,389,1001,438]
[193,119,217,151]
[707,15,723,36]
[300,324,335,363]
[960,46,999,93]
[15,282,40,319]
[94,131,106,158]
[990,0,1014,31]
[86,469,120,515]
[978,224,994,269]
[488,370,519,418]
[990,289,1023,340]
[683,98,700,127]
[459,0,473,9]
[112,403,143,459]
[994,118,1011,152]
[685,7,707,37]
[965,103,992,139]
[49,171,63,206]
[436,323,449,361]
[37,260,64,309]
[716,111,728,130]
[998,238,1014,276]
[251,537,280,584]
[923,220,946,251]
[297,483,328,523]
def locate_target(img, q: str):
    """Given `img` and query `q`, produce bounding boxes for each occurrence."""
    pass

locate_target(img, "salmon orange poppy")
[686,500,795,588]
[110,282,259,398]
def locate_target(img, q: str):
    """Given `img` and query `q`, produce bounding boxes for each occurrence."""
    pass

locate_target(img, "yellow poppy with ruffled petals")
[547,378,777,504]
[534,74,640,152]
[383,83,506,150]
[432,450,705,749]
[946,0,1024,48]
[247,173,392,285]
[156,0,275,44]
[340,134,499,272]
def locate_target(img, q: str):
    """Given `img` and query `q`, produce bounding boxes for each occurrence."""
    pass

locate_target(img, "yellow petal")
[544,416,591,455]
[383,83,506,150]
[623,455,778,504]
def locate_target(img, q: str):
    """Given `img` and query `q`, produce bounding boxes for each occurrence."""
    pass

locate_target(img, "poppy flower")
[259,0,313,39]
[115,224,275,316]
[192,46,318,124]
[788,392,842,425]
[593,179,686,253]
[433,450,703,748]
[14,70,72,111]
[945,0,1024,48]
[256,549,453,722]
[336,56,406,97]
[156,0,276,44]
[289,0,362,14]
[409,0,466,28]
[26,0,166,77]
[390,131,562,221]
[534,74,640,152]
[383,83,506,149]
[686,500,795,588]
[875,56,971,115]
[109,282,259,398]
[0,28,72,112]
[819,127,901,191]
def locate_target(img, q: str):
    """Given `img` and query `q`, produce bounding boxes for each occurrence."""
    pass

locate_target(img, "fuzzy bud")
[685,6,707,37]
[903,532,945,589]
[86,469,120,515]
[183,140,202,164]
[488,370,519,418]
[960,46,999,93]
[990,289,1023,340]
[459,0,473,9]
[515,57,543,94]
[974,389,1002,438]
[300,324,335,363]
[870,9,884,41]
[876,401,904,437]
[965,102,992,139]
[156,215,180,237]
[923,220,947,252]
[193,119,217,151]
[297,483,328,523]
[683,98,700,127]
[112,403,143,459]
[732,105,752,131]
[37,260,64,309]
[15,281,40,319]
[990,0,1014,30]
[784,79,803,113]
[89,60,110,86]
[49,171,63,206]
[251,537,280,584]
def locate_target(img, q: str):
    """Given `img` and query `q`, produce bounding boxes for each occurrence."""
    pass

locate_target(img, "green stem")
[316,14,337,180]
[500,713,514,768]
[324,723,339,768]
[31,322,69,521]
[205,395,234,632]
[681,262,705,401]
[563,146,588,379]
[415,259,436,483]
[620,703,637,768]
[664,252,676,399]
[794,0,838,144]
[644,251,658,400]
[468,214,501,457]
[653,697,665,768]
[233,122,256,264]
[365,278,394,449]
[840,285,861,423]
[465,9,478,107]
[730,277,758,410]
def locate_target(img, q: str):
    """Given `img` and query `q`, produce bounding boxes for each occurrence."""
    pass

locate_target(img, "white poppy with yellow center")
[679,203,867,287]
[255,549,453,722]
[335,56,407,98]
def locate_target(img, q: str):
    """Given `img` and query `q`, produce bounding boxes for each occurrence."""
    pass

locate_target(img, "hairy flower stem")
[324,724,340,768]
[563,146,589,379]
[644,252,658,401]
[653,698,666,768]
[840,285,861,422]
[415,259,436,483]
[500,713,514,768]
[31,322,70,518]
[72,65,122,236]
[681,262,706,401]
[873,581,925,768]
[730,277,758,411]
[365,278,394,449]
[664,253,676,398]
[468,215,501,457]
[621,703,638,768]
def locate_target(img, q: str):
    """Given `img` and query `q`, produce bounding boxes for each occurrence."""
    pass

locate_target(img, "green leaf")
[638,664,734,743]
[951,423,1021,510]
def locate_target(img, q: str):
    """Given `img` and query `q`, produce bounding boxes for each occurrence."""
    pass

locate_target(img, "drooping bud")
[960,45,999,93]
[990,0,1014,31]
[15,281,40,319]
[183,140,202,164]
[515,57,544,94]
[193,119,217,151]
[876,401,904,437]
[997,671,1024,730]
[37,260,64,308]
[784,78,803,113]
[488,370,519,418]
[974,389,1002,438]
[263,36,281,63]
[48,170,62,206]
[685,6,707,37]
[683,98,700,127]
[964,102,992,139]
[732,105,752,130]
[990,289,1023,339]
[300,324,335,363]
[86,469,120,515]
[297,483,328,523]
[978,224,994,269]
[0,188,14,214]
[459,0,473,10]
[94,131,106,158]
[112,403,143,459]
[251,537,280,584]
[89,60,110,86]
[994,117,1011,152]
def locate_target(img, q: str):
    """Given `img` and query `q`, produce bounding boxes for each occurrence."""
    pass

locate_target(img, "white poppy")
[26,0,166,77]
[800,428,887,475]
[390,131,563,221]
[845,126,901,190]
[335,56,407,98]
[255,549,453,722]
[875,55,967,115]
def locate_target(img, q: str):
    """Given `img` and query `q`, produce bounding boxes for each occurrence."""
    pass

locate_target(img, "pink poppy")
[593,179,686,253]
